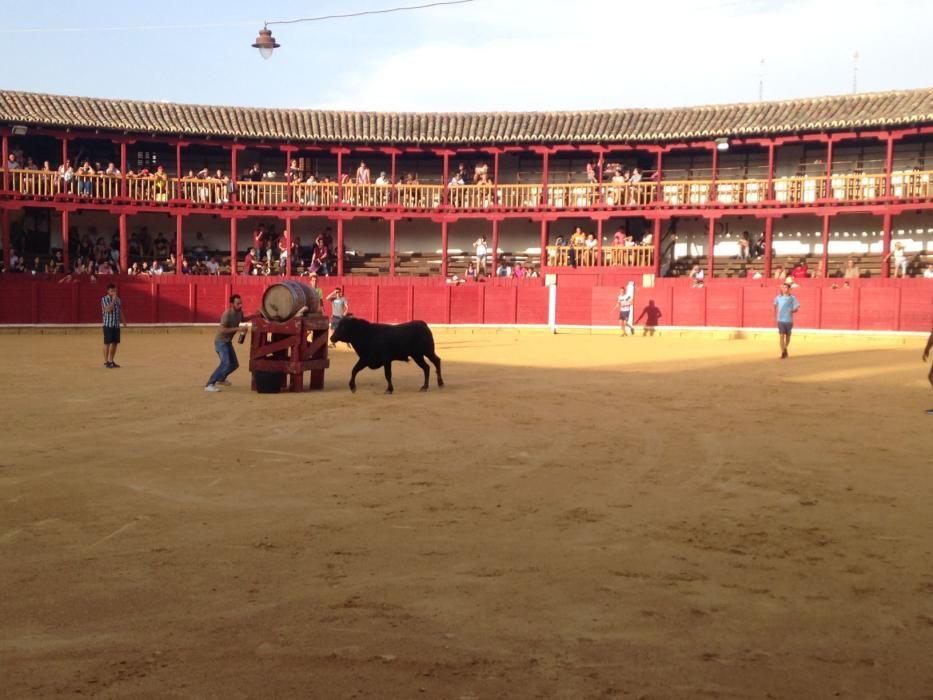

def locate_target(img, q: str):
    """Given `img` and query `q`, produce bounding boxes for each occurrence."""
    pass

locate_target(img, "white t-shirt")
[475,240,488,257]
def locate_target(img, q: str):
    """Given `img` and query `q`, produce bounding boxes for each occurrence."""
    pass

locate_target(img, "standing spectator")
[242,247,257,275]
[355,161,371,184]
[773,282,800,359]
[77,160,95,197]
[473,235,489,276]
[326,287,349,347]
[101,283,127,368]
[153,165,169,202]
[204,294,258,392]
[58,159,74,193]
[884,242,908,278]
[278,235,289,273]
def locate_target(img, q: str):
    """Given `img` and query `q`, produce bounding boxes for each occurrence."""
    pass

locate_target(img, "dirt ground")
[1,326,932,699]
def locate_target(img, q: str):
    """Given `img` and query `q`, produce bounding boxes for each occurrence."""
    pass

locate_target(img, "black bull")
[330,317,444,394]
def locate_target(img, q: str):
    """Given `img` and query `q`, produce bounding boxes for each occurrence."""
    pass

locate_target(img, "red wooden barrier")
[0,276,929,331]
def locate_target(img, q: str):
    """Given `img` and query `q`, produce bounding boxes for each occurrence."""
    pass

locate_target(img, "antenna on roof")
[758,57,765,102]
[852,50,859,94]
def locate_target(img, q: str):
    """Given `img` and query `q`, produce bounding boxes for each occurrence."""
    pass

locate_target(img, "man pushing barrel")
[204,294,261,393]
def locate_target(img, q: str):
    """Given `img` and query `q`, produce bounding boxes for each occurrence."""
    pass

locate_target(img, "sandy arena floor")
[1,326,932,699]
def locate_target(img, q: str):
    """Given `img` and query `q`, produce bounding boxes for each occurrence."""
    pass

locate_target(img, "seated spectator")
[736,232,750,260]
[242,248,256,276]
[689,264,704,288]
[128,262,141,276]
[98,260,114,275]
[496,262,510,277]
[791,259,809,279]
[843,258,861,279]
[772,264,786,279]
[150,260,164,275]
[206,256,220,275]
[512,262,526,279]
[612,227,626,246]
[924,262,933,279]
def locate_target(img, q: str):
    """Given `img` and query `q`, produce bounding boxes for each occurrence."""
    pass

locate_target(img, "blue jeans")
[207,341,238,385]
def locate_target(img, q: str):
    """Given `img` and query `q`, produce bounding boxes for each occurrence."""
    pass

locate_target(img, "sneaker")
[781,350,788,359]
[926,409,933,415]
[219,380,232,386]
[110,362,121,368]
[103,362,112,368]
[204,384,221,393]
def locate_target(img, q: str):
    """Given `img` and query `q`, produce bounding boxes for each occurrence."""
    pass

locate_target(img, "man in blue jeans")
[773,282,801,359]
[205,294,259,392]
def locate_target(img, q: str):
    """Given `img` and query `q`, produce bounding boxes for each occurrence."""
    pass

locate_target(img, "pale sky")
[0,0,930,112]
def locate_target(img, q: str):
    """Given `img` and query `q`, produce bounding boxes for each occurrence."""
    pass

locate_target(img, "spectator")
[206,256,220,275]
[924,263,933,279]
[150,260,164,275]
[473,236,489,275]
[736,231,750,260]
[76,160,95,197]
[153,165,169,202]
[496,262,510,277]
[465,262,477,279]
[843,258,861,279]
[791,259,809,279]
[242,247,257,276]
[58,160,74,192]
[689,264,705,288]
[884,242,908,278]
[355,161,371,184]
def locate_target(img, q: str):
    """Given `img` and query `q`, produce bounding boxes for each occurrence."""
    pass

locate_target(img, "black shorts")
[619,310,631,321]
[103,326,121,344]
[777,321,793,336]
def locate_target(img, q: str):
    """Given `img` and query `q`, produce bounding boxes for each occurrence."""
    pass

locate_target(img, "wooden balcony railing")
[546,244,654,268]
[395,184,443,209]
[4,169,933,210]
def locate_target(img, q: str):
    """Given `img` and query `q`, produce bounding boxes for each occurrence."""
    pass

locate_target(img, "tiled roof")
[1,88,931,146]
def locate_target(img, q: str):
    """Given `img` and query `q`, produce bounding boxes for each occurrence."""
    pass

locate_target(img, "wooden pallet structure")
[248,314,330,392]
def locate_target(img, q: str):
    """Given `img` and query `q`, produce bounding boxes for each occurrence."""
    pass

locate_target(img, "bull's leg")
[427,352,444,387]
[349,359,367,393]
[383,362,394,394]
[412,355,431,391]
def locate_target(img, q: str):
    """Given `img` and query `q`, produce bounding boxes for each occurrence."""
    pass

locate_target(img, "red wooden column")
[1,209,10,269]
[175,141,184,181]
[119,141,128,197]
[336,219,345,276]
[820,214,830,278]
[763,216,774,278]
[61,138,69,169]
[655,149,664,203]
[285,217,293,276]
[542,151,550,206]
[596,218,604,267]
[229,218,238,274]
[709,146,719,204]
[283,147,296,204]
[884,134,895,197]
[334,149,346,204]
[388,218,396,276]
[596,150,605,205]
[881,212,893,278]
[119,213,128,273]
[441,151,450,206]
[652,217,662,276]
[706,216,716,278]
[492,150,500,207]
[62,210,71,272]
[1,132,9,191]
[229,145,244,204]
[765,141,775,201]
[491,219,500,273]
[824,139,834,199]
[175,214,184,271]
[440,220,449,277]
[539,220,548,266]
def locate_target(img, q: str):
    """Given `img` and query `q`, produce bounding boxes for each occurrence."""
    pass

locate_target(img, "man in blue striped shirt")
[101,283,127,368]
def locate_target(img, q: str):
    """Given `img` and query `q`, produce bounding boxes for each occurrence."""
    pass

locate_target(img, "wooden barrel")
[261,281,320,321]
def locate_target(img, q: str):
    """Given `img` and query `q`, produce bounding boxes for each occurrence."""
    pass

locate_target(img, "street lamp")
[250,1,476,59]
[715,137,730,152]
[251,26,280,59]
